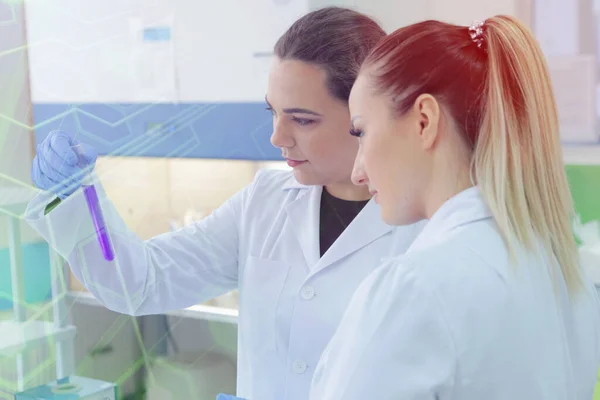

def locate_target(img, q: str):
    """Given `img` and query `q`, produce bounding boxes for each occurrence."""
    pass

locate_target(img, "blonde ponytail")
[475,15,583,295]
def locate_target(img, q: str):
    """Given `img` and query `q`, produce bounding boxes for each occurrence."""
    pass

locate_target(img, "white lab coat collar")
[282,175,393,273]
[314,199,393,274]
[408,186,492,254]
[285,184,323,268]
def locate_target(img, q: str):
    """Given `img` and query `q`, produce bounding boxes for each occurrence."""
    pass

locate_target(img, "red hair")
[362,16,584,295]
[364,20,488,149]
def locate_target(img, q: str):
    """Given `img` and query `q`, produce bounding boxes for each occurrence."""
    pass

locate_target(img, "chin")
[292,169,322,186]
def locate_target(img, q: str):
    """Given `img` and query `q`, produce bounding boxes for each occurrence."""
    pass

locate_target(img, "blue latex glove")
[216,394,247,400]
[31,130,98,199]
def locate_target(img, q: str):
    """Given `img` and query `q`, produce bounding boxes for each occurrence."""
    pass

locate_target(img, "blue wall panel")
[32,102,282,161]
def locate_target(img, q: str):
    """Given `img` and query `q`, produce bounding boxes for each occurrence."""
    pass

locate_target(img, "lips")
[285,158,307,167]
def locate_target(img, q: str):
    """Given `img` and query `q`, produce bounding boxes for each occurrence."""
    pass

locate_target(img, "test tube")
[72,144,115,261]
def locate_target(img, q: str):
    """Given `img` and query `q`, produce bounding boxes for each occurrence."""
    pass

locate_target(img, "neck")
[324,182,371,201]
[422,131,476,218]
[424,157,473,219]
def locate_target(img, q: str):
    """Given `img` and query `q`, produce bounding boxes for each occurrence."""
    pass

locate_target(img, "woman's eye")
[349,128,363,137]
[292,117,315,126]
[266,107,275,115]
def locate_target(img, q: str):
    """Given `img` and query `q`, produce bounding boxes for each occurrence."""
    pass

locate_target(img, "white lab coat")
[311,187,600,400]
[24,168,425,400]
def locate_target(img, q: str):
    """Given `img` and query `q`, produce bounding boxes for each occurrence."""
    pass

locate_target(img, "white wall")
[428,0,521,25]
[25,0,309,103]
[25,0,531,104]
[174,0,308,102]
[25,0,160,103]
[0,2,32,184]
[308,0,430,32]
[309,0,529,34]
[25,0,186,103]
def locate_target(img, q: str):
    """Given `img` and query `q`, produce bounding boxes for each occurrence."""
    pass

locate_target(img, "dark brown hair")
[274,7,385,102]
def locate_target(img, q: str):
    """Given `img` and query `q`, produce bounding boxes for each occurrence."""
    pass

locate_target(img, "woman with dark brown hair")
[27,7,424,400]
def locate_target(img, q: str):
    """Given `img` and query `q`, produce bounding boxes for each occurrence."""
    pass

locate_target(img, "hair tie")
[469,20,486,50]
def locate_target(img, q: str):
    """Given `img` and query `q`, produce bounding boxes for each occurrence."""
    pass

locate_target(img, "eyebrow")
[265,96,323,116]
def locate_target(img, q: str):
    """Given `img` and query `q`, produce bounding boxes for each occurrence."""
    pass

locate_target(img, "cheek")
[298,132,326,162]
[307,126,356,163]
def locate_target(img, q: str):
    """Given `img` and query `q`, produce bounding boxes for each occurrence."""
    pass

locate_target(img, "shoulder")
[404,220,509,287]
[369,223,511,323]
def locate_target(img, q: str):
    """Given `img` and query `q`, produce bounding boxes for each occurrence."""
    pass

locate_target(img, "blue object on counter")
[14,376,117,399]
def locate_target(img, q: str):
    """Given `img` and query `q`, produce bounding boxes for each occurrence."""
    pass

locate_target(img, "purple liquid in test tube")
[72,145,115,261]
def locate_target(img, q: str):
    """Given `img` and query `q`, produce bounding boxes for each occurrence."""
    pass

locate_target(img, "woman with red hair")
[310,16,600,399]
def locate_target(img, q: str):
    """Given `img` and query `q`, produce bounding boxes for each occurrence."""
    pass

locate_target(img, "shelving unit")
[1,320,76,356]
[0,185,77,395]
[68,291,239,325]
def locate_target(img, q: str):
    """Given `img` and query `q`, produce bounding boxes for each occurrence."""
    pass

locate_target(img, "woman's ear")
[414,94,440,150]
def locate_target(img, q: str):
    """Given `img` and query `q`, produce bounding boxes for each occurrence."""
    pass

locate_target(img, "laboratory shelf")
[166,303,238,325]
[0,184,76,393]
[562,145,600,165]
[0,320,76,355]
[68,291,239,325]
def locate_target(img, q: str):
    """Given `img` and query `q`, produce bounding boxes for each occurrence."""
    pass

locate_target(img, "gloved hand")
[31,130,98,199]
[216,394,247,400]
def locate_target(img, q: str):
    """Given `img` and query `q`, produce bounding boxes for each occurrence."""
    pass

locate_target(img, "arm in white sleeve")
[25,170,258,316]
[310,259,457,400]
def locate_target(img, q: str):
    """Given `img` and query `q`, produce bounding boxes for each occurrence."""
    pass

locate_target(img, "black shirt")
[319,188,370,256]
